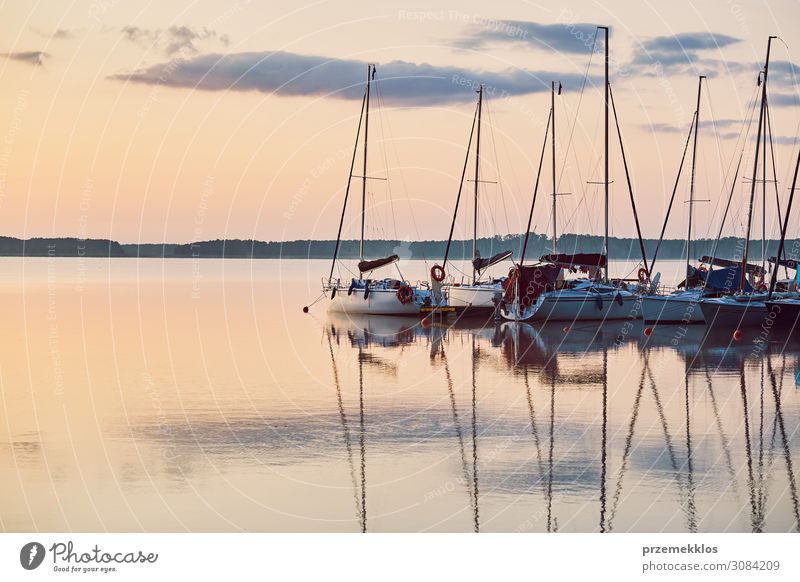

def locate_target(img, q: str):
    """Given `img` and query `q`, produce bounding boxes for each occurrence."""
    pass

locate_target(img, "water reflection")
[314,314,800,532]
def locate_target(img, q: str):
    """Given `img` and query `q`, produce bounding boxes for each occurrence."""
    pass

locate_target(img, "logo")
[20,542,46,570]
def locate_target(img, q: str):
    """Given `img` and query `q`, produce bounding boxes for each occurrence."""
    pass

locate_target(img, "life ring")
[396,284,414,305]
[757,283,768,292]
[430,264,446,283]
[637,267,648,283]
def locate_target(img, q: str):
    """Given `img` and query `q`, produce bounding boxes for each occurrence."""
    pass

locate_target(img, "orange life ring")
[396,284,414,305]
[430,264,446,283]
[757,283,768,292]
[638,267,649,283]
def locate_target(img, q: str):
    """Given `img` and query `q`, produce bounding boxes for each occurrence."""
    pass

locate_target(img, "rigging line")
[765,97,788,278]
[442,97,479,269]
[609,84,649,273]
[557,27,598,191]
[329,86,368,282]
[520,109,552,264]
[483,96,513,237]
[650,112,695,272]
[373,81,399,241]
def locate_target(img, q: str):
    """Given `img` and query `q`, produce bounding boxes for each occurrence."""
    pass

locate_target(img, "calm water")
[1,258,799,532]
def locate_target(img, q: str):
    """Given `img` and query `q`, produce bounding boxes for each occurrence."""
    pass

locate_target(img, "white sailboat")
[700,36,793,331]
[501,27,642,323]
[431,84,512,315]
[642,76,709,324]
[324,64,429,316]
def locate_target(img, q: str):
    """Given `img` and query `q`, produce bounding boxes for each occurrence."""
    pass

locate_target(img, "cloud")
[770,92,799,108]
[455,20,601,54]
[30,26,78,40]
[629,32,743,78]
[641,32,741,54]
[109,50,596,105]
[121,25,229,56]
[2,50,49,66]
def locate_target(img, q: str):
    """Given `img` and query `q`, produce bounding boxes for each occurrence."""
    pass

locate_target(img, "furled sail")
[472,250,513,273]
[698,256,765,276]
[358,254,399,273]
[540,253,607,268]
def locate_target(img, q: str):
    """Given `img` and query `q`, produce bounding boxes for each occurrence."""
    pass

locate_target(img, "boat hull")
[446,284,503,314]
[327,287,422,316]
[765,299,800,332]
[502,288,641,322]
[700,296,768,330]
[641,292,705,324]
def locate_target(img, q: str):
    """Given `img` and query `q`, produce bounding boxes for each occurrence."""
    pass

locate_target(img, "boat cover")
[540,253,607,268]
[502,264,561,303]
[768,256,798,270]
[358,254,399,273]
[472,250,513,273]
[697,266,753,293]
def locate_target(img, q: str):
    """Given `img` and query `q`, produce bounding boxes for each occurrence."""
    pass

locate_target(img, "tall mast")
[473,84,483,284]
[768,147,800,299]
[551,81,558,254]
[359,64,373,262]
[601,26,610,283]
[686,75,705,279]
[741,37,774,291]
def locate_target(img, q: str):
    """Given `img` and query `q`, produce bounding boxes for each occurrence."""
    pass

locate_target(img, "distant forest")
[1,234,796,261]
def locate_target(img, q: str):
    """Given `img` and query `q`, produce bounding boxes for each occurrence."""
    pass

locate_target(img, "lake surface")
[1,258,799,532]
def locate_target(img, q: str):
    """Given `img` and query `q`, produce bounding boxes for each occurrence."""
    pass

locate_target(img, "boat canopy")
[540,252,607,268]
[698,256,765,276]
[472,250,513,273]
[358,254,399,273]
[768,256,798,270]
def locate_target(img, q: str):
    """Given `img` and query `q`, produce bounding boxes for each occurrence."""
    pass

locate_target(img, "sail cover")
[472,250,513,273]
[540,253,606,268]
[768,256,798,270]
[695,266,753,293]
[358,254,399,273]
[699,256,765,276]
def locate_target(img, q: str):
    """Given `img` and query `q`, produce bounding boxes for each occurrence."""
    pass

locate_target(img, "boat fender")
[331,286,337,299]
[348,280,356,296]
[363,282,370,300]
[616,292,623,306]
[595,295,603,311]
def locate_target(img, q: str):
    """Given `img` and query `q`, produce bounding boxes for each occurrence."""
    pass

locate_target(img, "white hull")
[327,287,422,316]
[502,287,641,322]
[641,291,705,324]
[446,284,503,311]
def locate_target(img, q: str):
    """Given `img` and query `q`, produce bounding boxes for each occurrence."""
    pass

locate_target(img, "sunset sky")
[1,0,799,244]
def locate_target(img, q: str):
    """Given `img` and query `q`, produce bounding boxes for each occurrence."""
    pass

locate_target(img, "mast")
[686,76,705,280]
[359,64,373,262]
[473,84,483,284]
[741,37,775,291]
[520,110,552,265]
[551,81,558,254]
[601,26,610,283]
[768,147,800,299]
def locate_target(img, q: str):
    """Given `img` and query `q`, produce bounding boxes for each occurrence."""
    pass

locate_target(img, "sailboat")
[642,76,724,324]
[432,84,513,315]
[325,64,429,315]
[501,27,642,322]
[700,37,798,331]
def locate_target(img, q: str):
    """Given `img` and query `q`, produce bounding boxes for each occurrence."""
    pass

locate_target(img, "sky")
[1,0,799,244]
